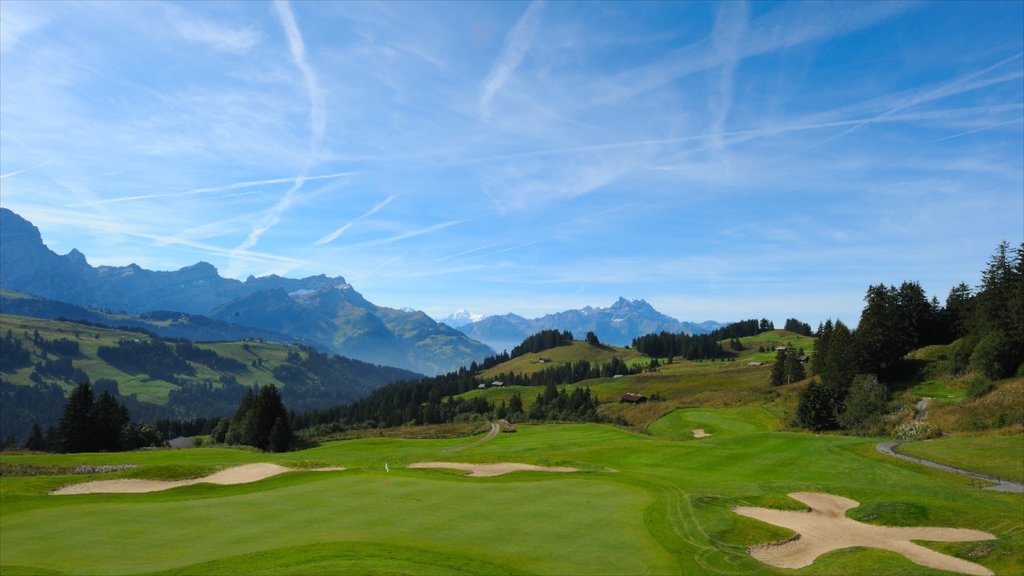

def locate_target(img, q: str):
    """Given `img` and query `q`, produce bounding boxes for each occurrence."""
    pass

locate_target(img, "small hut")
[620,393,647,404]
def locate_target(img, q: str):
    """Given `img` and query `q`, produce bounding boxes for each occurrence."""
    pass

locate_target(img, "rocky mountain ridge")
[0,208,492,375]
[456,297,723,352]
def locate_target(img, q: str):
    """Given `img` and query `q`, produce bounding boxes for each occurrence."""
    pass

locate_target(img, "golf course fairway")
[2,410,1021,575]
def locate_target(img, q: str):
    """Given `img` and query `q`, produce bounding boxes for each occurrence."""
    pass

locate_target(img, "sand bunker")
[692,428,711,438]
[734,492,996,576]
[407,462,576,477]
[52,463,344,495]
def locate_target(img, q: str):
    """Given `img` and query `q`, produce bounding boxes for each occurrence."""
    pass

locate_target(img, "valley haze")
[0,1,1020,330]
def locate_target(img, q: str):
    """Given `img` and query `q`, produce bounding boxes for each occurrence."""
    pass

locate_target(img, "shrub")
[965,374,994,399]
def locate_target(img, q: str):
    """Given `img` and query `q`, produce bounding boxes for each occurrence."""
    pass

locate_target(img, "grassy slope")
[2,414,1021,575]
[3,328,1020,575]
[477,341,646,381]
[897,433,1024,483]
[0,314,301,403]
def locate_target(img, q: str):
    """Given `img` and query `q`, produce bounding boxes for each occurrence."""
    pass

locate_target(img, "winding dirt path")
[876,441,1024,493]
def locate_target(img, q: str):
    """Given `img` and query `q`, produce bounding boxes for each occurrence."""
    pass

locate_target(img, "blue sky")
[1,1,1022,327]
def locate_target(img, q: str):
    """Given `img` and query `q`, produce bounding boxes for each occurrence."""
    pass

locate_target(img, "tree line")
[631,318,779,360]
[209,385,293,452]
[23,381,163,453]
[509,329,574,358]
[292,341,634,435]
[793,241,1024,432]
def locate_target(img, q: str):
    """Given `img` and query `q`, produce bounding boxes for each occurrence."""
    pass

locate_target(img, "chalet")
[612,374,624,379]
[477,383,487,389]
[490,381,505,388]
[620,393,647,404]
[747,361,764,367]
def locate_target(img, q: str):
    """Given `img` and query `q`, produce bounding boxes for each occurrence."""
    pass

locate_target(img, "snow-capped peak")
[440,309,485,327]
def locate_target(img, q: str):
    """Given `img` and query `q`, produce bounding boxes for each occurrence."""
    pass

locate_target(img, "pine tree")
[92,391,128,452]
[770,350,787,386]
[785,351,806,383]
[24,423,46,451]
[58,382,96,453]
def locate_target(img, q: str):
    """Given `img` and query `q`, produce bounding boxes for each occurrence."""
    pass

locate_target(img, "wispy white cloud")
[67,172,354,207]
[349,220,467,249]
[591,1,916,106]
[708,1,748,151]
[234,0,326,255]
[0,157,58,180]
[167,7,261,54]
[13,206,311,270]
[478,0,545,119]
[313,193,398,246]
[0,3,48,53]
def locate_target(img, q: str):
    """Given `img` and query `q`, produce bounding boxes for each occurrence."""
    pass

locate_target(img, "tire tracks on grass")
[445,422,499,453]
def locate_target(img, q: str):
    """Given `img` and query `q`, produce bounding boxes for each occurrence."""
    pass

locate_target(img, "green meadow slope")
[0,314,418,440]
[3,328,1021,575]
[2,412,1021,575]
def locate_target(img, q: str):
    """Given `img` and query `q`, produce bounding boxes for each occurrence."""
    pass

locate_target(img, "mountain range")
[454,298,723,352]
[0,208,492,375]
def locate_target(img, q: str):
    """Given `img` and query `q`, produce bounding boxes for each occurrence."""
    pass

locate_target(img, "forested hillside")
[0,315,419,443]
[795,241,1024,433]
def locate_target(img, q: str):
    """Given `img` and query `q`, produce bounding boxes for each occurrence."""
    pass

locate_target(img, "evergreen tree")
[794,380,839,431]
[269,416,292,453]
[966,241,1024,378]
[58,382,96,453]
[836,374,889,433]
[224,385,292,452]
[784,351,806,383]
[24,423,46,451]
[508,392,524,417]
[92,391,128,452]
[770,350,787,386]
[944,282,975,340]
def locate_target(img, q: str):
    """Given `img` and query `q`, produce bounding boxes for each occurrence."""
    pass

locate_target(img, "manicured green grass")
[910,380,967,405]
[897,433,1024,483]
[477,341,644,380]
[2,420,1021,575]
[647,406,780,439]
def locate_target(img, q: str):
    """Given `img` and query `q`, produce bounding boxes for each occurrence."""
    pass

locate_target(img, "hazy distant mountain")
[457,298,723,351]
[439,309,485,328]
[0,289,309,345]
[0,208,492,375]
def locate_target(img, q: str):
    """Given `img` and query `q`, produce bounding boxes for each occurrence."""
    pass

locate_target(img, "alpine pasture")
[2,332,1022,574]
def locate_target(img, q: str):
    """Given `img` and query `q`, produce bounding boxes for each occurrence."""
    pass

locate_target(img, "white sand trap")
[692,428,711,438]
[51,463,344,495]
[407,462,576,477]
[734,492,997,576]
